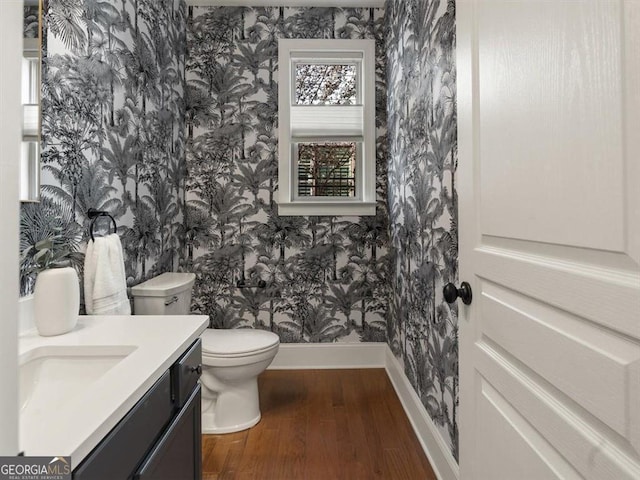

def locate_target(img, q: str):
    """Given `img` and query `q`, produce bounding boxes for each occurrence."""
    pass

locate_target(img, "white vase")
[34,267,80,336]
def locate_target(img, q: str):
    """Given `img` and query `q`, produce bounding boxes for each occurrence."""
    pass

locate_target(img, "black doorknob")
[443,282,473,305]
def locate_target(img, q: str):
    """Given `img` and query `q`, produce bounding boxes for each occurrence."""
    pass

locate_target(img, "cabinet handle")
[189,365,202,375]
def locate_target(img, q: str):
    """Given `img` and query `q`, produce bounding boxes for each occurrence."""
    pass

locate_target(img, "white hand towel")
[84,233,131,315]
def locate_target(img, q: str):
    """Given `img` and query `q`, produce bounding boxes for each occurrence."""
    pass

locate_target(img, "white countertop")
[18,315,209,467]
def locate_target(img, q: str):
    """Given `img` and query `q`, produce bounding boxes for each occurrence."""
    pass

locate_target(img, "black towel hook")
[88,208,117,242]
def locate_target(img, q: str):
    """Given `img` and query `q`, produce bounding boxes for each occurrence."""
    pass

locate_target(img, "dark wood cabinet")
[135,386,201,480]
[73,339,202,480]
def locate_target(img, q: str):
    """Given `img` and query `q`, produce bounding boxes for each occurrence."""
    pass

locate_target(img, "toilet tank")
[130,273,196,315]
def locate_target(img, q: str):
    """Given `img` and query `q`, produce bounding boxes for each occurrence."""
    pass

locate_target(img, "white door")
[457,1,640,479]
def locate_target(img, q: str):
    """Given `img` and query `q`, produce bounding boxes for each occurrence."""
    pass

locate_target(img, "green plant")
[22,232,81,275]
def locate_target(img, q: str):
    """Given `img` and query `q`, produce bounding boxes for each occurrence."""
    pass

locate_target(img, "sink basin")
[19,345,137,418]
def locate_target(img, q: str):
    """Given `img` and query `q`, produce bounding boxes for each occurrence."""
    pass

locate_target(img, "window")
[297,142,357,197]
[278,39,376,216]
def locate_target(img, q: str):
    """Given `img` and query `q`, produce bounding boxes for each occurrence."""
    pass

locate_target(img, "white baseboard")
[269,342,386,369]
[268,342,459,480]
[384,347,459,480]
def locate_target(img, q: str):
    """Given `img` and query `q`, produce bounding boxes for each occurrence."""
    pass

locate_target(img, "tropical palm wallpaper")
[23,4,40,38]
[386,0,459,460]
[185,6,390,343]
[20,0,187,297]
[17,0,459,462]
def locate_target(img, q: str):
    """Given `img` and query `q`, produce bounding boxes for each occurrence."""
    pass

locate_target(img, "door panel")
[477,346,639,480]
[481,280,640,444]
[476,377,582,480]
[624,2,640,265]
[458,1,640,478]
[476,246,638,337]
[476,0,625,251]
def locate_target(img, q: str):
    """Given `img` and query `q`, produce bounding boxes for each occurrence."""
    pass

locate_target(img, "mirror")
[20,0,41,202]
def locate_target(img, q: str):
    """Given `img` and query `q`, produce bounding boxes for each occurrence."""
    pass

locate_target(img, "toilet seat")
[200,329,279,358]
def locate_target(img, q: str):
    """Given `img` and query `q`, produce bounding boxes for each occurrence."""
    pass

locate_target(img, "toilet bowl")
[131,272,280,434]
[199,329,279,433]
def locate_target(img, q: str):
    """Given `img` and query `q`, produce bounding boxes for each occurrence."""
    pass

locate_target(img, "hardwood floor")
[202,369,437,480]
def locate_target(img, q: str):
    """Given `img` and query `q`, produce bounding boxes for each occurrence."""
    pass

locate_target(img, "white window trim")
[278,39,376,217]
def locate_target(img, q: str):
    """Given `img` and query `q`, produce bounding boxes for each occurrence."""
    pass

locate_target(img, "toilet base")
[202,412,261,434]
[199,335,279,436]
[200,367,265,435]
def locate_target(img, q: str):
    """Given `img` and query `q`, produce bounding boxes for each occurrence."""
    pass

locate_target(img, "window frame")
[278,39,376,216]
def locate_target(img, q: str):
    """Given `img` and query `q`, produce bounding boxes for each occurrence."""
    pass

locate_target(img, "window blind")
[290,105,364,138]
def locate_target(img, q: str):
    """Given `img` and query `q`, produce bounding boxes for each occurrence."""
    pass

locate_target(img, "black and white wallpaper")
[386,0,459,461]
[23,4,40,38]
[20,0,187,296]
[17,0,459,460]
[185,6,390,343]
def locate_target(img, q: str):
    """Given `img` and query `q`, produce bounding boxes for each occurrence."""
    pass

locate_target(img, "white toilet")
[131,272,280,434]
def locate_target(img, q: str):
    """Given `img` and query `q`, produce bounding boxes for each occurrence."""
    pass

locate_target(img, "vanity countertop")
[18,314,208,467]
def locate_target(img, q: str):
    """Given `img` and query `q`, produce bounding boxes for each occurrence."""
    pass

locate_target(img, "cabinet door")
[73,371,173,480]
[135,385,202,480]
[172,339,201,409]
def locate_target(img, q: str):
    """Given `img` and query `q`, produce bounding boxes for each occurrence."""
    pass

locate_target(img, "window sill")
[277,201,376,217]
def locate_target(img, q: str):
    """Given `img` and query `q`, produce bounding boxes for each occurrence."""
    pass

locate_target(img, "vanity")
[18,315,208,478]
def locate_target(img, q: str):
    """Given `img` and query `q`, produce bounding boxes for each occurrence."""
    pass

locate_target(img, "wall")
[386,0,459,461]
[19,0,187,298]
[0,0,22,456]
[186,6,390,343]
[24,3,39,38]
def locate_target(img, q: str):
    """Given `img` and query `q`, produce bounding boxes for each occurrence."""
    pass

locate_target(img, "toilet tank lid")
[130,272,196,298]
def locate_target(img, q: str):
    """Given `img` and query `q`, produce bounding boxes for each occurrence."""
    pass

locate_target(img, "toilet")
[131,272,280,434]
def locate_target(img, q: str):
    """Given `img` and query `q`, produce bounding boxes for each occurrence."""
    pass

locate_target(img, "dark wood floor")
[202,369,437,480]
